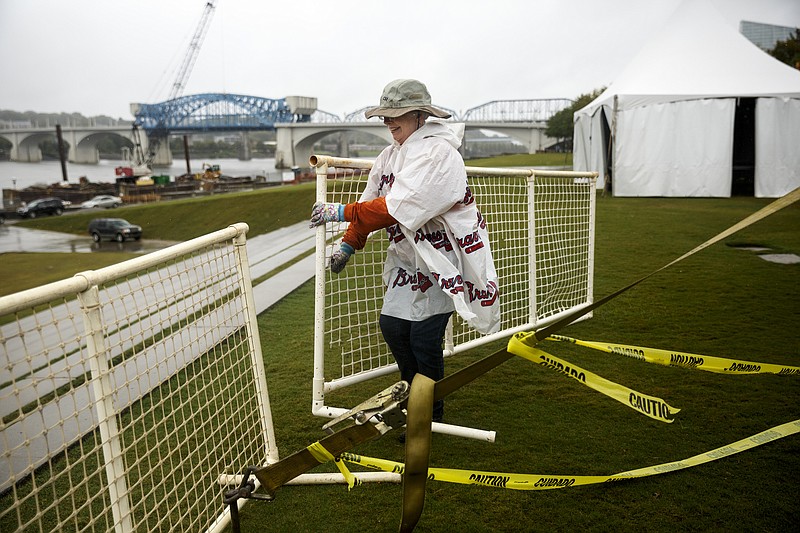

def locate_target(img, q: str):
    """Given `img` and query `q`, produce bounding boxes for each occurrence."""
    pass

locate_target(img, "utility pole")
[55,124,69,182]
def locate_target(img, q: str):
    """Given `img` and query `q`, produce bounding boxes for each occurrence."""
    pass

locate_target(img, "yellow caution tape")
[307,441,360,490]
[548,334,800,375]
[508,332,680,423]
[342,419,800,490]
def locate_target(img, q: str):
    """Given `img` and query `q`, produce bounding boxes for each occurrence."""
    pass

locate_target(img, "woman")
[310,79,500,424]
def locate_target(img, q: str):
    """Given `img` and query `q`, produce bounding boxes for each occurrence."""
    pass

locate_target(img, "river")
[0,157,283,203]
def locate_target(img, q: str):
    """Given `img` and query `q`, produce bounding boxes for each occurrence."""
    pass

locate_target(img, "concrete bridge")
[1,120,557,169]
[1,95,568,168]
[0,125,146,164]
[274,120,555,169]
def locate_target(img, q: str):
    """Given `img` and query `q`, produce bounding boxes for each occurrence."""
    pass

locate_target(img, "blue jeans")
[379,312,452,422]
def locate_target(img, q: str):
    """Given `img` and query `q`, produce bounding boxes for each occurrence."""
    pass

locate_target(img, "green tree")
[545,88,606,146]
[769,29,800,70]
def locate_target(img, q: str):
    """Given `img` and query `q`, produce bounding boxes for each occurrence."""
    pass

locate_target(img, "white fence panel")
[309,156,597,438]
[0,223,277,533]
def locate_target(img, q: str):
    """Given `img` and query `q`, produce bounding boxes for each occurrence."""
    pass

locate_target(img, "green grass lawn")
[10,182,316,242]
[2,169,798,531]
[0,252,140,297]
[242,193,799,532]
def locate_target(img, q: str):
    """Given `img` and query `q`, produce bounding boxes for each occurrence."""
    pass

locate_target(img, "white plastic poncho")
[359,120,500,334]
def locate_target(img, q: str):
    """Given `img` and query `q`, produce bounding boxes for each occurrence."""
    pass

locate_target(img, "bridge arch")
[0,135,10,160]
[69,131,135,164]
[1,131,57,162]
[464,123,558,154]
[0,127,142,163]
[275,123,392,169]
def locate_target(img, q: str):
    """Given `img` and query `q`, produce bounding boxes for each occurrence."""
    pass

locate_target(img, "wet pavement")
[0,222,177,254]
[0,219,318,314]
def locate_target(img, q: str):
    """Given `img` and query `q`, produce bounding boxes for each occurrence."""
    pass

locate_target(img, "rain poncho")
[356,120,500,334]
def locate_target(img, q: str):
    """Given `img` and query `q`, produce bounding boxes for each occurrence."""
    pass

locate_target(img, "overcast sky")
[1,0,798,120]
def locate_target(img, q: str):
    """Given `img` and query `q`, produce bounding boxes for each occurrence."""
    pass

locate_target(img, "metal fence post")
[231,223,279,465]
[78,282,134,533]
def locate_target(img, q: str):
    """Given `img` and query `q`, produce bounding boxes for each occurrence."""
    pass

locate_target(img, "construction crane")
[166,0,218,103]
[124,1,218,177]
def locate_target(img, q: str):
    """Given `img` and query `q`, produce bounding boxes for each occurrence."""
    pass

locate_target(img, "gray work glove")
[310,202,345,228]
[330,242,354,274]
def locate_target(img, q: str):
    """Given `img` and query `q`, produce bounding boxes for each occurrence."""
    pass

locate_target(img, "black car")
[88,218,143,242]
[17,198,66,218]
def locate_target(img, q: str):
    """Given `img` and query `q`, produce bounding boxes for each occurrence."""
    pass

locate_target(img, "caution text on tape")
[548,334,800,375]
[342,419,800,490]
[508,332,680,423]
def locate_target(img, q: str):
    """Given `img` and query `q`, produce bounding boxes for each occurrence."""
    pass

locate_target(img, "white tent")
[573,0,800,197]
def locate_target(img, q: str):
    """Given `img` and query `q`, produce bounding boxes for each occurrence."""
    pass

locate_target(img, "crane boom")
[131,0,218,172]
[168,1,217,101]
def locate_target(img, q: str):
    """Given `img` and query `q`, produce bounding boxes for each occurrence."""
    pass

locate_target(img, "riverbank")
[0,157,287,206]
[0,157,307,211]
[0,152,574,211]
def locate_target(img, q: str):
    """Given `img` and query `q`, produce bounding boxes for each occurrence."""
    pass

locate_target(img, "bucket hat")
[364,79,451,119]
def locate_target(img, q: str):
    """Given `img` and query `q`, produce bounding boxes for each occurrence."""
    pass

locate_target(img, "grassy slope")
[0,183,316,296]
[11,182,316,242]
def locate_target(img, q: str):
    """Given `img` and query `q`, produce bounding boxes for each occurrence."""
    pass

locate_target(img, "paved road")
[0,222,178,254]
[244,222,316,313]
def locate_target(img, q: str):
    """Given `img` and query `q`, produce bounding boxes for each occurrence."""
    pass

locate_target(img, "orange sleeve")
[341,197,398,251]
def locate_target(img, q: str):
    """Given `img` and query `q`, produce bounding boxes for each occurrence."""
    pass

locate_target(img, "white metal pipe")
[528,175,539,327]
[309,154,374,170]
[311,404,497,443]
[312,161,329,412]
[323,363,400,393]
[310,155,599,180]
[587,176,598,316]
[78,286,134,533]
[218,471,401,487]
[530,169,599,178]
[233,228,280,464]
[432,421,496,442]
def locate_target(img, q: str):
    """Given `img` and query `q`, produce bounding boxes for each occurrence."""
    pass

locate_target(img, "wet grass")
[10,181,316,242]
[0,251,137,297]
[2,168,799,531]
[240,193,799,532]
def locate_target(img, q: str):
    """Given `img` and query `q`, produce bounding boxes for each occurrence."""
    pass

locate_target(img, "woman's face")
[384,111,421,145]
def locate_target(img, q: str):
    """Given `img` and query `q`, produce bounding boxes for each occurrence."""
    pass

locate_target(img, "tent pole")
[606,95,619,197]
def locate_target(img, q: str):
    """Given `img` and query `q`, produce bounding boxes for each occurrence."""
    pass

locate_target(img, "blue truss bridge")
[132,93,316,134]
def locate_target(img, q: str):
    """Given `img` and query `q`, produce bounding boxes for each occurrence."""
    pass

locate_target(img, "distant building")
[213,134,241,144]
[740,20,797,51]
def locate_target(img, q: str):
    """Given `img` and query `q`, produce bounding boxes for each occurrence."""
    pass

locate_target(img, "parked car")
[0,211,6,224]
[88,218,142,242]
[17,198,67,218]
[81,195,123,209]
